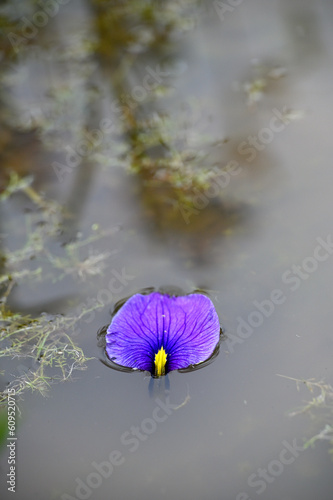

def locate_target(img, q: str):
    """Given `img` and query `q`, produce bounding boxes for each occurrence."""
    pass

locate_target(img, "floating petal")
[106,292,220,376]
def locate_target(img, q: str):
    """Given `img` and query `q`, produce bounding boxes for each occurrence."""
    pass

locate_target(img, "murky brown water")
[1,1,333,499]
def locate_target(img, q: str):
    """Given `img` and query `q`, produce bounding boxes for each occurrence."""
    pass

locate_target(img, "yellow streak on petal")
[154,346,167,377]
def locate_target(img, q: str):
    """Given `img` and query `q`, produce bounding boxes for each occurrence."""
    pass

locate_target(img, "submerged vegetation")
[0,172,117,406]
[0,310,90,403]
[279,375,333,459]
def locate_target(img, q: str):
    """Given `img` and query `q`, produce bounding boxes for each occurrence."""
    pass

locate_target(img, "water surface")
[1,1,333,499]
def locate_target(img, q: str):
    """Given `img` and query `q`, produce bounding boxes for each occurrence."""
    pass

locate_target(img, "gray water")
[1,1,333,499]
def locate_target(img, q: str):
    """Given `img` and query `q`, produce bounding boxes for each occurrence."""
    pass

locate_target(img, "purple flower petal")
[105,292,220,375]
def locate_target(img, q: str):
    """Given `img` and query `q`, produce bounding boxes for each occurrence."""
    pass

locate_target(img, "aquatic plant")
[279,375,333,459]
[0,173,117,406]
[106,291,221,377]
[0,311,91,405]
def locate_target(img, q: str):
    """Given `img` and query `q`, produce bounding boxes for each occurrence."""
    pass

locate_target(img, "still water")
[1,1,333,499]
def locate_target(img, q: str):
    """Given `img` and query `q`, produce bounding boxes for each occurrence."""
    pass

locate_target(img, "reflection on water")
[148,374,171,399]
[1,0,333,499]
